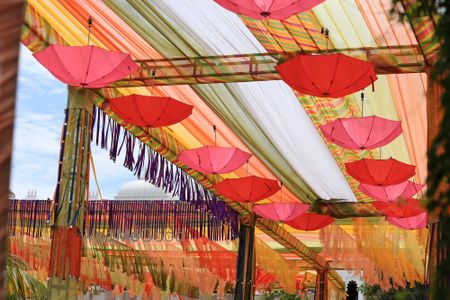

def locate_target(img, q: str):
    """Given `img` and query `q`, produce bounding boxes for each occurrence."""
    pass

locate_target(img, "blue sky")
[10,46,137,199]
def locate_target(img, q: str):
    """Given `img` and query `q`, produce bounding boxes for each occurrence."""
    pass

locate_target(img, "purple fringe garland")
[8,199,238,241]
[91,106,222,203]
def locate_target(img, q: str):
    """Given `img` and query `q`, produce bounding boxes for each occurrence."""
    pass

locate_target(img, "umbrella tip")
[260,11,271,17]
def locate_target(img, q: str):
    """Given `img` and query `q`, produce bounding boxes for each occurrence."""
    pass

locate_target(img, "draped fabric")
[320,222,427,289]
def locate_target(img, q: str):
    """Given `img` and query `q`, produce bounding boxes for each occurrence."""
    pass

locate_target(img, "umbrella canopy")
[359,180,424,202]
[345,158,416,186]
[372,198,425,218]
[286,213,334,231]
[276,53,377,98]
[253,202,310,221]
[214,176,280,202]
[213,0,324,20]
[387,212,428,230]
[33,45,138,88]
[108,95,193,127]
[320,116,402,150]
[178,146,252,174]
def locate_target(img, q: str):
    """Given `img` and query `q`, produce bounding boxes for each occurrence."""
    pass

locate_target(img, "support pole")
[315,270,328,300]
[0,1,23,297]
[48,87,93,299]
[234,214,256,300]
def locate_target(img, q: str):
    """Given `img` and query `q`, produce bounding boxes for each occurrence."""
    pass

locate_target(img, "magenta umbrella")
[33,45,138,88]
[387,212,428,230]
[320,116,402,150]
[359,180,424,202]
[253,203,310,221]
[213,0,324,20]
[178,146,252,174]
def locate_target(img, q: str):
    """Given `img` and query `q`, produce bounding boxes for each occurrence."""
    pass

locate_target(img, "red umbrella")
[286,213,334,231]
[320,116,402,150]
[33,45,138,88]
[372,198,425,218]
[108,95,193,127]
[387,212,428,230]
[345,158,416,186]
[213,0,324,20]
[359,180,424,202]
[178,146,251,174]
[253,202,310,221]
[276,54,377,98]
[214,176,280,202]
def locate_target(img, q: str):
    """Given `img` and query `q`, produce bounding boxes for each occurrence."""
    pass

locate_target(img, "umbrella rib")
[362,116,376,148]
[328,65,374,96]
[83,46,94,86]
[155,97,171,125]
[325,54,341,95]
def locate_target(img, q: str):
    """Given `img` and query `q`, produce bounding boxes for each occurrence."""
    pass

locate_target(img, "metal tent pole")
[234,214,256,300]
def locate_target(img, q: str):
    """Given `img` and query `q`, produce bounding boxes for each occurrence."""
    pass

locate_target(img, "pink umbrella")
[387,212,428,230]
[359,180,424,202]
[33,45,138,88]
[253,203,310,221]
[345,158,416,186]
[213,0,324,20]
[320,116,402,150]
[178,146,252,174]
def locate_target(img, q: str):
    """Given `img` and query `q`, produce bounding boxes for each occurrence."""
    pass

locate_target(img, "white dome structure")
[114,179,177,201]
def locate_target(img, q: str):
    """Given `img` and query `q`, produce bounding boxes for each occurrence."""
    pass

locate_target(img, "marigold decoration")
[33,45,138,88]
[276,53,377,98]
[108,95,193,127]
[214,176,280,202]
[178,146,252,174]
[286,213,334,231]
[253,202,310,221]
[372,198,425,218]
[359,180,424,202]
[387,212,428,230]
[320,116,402,150]
[345,158,416,186]
[213,0,324,20]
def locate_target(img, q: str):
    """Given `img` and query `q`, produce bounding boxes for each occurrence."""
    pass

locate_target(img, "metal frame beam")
[112,45,429,87]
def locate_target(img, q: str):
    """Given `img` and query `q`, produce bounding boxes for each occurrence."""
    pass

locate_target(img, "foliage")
[359,282,429,300]
[259,290,302,300]
[392,0,450,298]
[4,255,47,300]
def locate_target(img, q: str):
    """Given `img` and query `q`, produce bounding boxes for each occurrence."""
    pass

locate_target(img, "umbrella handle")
[87,16,93,46]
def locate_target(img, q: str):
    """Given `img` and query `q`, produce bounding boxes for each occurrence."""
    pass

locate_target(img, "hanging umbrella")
[108,95,193,127]
[387,212,428,230]
[214,176,280,202]
[345,158,416,186]
[286,213,334,231]
[253,202,310,221]
[213,0,324,20]
[276,53,377,98]
[178,146,251,174]
[320,116,402,150]
[33,45,138,88]
[372,198,425,218]
[359,180,424,202]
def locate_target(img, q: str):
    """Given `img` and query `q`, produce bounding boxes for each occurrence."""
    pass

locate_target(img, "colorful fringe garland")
[91,106,220,203]
[8,200,238,241]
